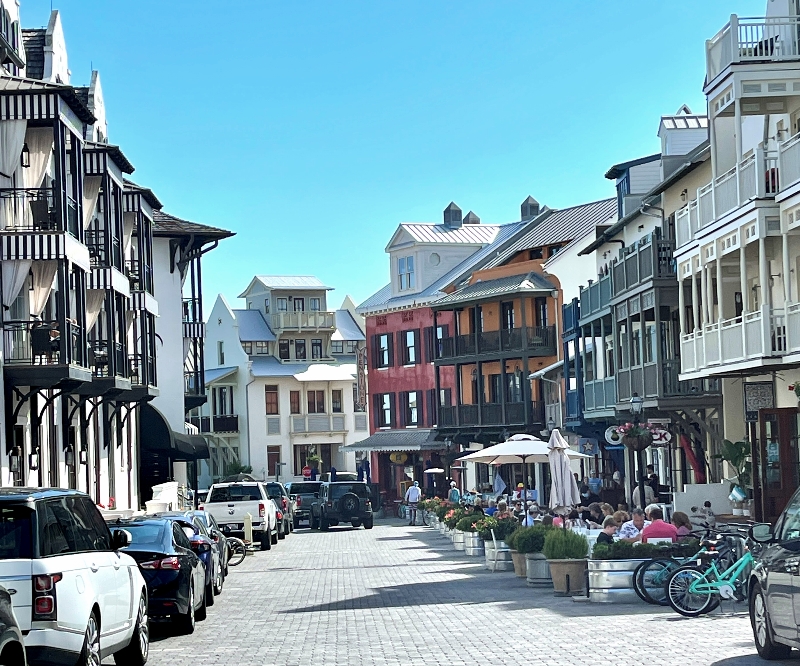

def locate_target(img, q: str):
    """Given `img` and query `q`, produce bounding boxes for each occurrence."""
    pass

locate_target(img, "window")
[375,393,393,428]
[264,299,270,313]
[398,256,415,290]
[374,333,393,368]
[548,244,562,257]
[242,342,253,354]
[293,444,332,476]
[312,339,323,359]
[332,389,343,413]
[535,297,548,327]
[255,341,269,355]
[295,339,306,360]
[217,340,224,365]
[0,506,32,560]
[345,341,358,354]
[528,248,543,260]
[439,388,452,408]
[310,298,321,311]
[265,385,279,415]
[332,340,344,354]
[404,391,420,426]
[501,302,515,330]
[402,329,418,365]
[267,446,281,478]
[173,523,192,550]
[644,322,656,364]
[213,386,234,416]
[277,298,288,312]
[290,391,301,414]
[279,340,290,360]
[293,298,305,312]
[307,390,325,414]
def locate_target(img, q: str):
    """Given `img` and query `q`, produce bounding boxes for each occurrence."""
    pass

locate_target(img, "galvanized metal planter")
[453,529,466,551]
[511,550,526,577]
[587,558,648,603]
[463,533,484,556]
[526,553,552,587]
[484,542,513,570]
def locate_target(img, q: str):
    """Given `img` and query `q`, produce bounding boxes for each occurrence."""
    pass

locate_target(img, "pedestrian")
[618,508,650,543]
[640,507,678,543]
[447,481,460,504]
[404,481,423,526]
[596,516,618,545]
[632,482,656,509]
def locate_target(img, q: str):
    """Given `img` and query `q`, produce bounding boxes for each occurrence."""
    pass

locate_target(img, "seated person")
[541,514,554,527]
[495,500,514,520]
[522,504,538,527]
[484,499,498,516]
[596,515,617,544]
[671,511,693,538]
[640,507,678,543]
[583,502,604,527]
[618,508,650,543]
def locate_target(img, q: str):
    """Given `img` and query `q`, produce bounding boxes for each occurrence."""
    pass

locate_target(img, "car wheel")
[174,583,195,635]
[271,529,278,545]
[751,580,791,660]
[260,533,271,550]
[320,516,329,531]
[364,516,373,529]
[351,520,362,528]
[278,524,286,540]
[195,583,207,622]
[214,566,224,595]
[113,591,149,666]
[205,576,215,607]
[79,611,101,666]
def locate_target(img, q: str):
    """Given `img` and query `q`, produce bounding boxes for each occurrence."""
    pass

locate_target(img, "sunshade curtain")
[1,260,31,310]
[29,261,58,317]
[23,128,53,190]
[126,310,136,332]
[82,176,102,229]
[0,120,26,183]
[122,212,136,253]
[547,429,581,512]
[85,289,106,331]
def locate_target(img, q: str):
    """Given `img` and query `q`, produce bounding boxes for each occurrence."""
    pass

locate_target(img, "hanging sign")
[389,452,408,464]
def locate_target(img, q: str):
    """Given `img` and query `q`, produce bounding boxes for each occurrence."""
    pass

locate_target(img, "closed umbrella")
[547,428,581,516]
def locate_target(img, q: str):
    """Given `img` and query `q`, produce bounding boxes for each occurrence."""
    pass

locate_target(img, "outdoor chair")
[489,528,511,573]
[29,199,55,231]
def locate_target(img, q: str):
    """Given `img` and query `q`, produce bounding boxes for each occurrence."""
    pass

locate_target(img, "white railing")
[290,414,347,434]
[707,15,800,82]
[779,131,800,193]
[786,302,800,353]
[271,311,336,331]
[704,322,721,365]
[675,200,699,248]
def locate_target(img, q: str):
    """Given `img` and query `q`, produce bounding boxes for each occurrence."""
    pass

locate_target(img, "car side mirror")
[750,523,775,544]
[111,529,130,550]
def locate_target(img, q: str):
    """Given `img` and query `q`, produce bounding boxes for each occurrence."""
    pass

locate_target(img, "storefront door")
[759,408,800,523]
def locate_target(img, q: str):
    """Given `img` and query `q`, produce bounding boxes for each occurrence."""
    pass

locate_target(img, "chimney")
[463,211,480,225]
[521,195,540,221]
[443,202,462,229]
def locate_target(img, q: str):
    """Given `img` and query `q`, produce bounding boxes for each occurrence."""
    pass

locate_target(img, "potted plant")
[306,453,322,476]
[712,439,752,515]
[478,516,517,571]
[543,528,589,596]
[514,525,553,586]
[616,422,657,451]
[456,516,484,556]
[503,524,526,577]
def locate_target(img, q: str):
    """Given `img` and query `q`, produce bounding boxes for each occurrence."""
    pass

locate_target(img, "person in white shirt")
[404,481,423,526]
[632,482,656,509]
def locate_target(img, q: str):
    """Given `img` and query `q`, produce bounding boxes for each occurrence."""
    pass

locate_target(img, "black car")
[186,509,229,580]
[113,517,207,635]
[286,481,321,527]
[0,585,25,666]
[265,482,294,538]
[310,482,373,530]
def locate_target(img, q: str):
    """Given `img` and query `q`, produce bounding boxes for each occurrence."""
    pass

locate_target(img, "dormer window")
[398,256,415,291]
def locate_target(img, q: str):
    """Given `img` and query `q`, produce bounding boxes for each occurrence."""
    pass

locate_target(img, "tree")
[224,461,253,476]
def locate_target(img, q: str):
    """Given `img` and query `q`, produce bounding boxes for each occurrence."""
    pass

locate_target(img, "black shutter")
[370,334,378,369]
[387,332,395,367]
[424,326,434,362]
[373,393,381,429]
[389,392,397,428]
[414,329,421,364]
[398,392,407,427]
[416,390,423,426]
[426,389,435,427]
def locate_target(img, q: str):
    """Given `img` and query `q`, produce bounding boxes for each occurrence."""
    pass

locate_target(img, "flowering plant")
[615,422,657,437]
[443,507,466,529]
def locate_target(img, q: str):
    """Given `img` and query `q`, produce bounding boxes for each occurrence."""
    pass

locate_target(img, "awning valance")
[140,404,209,461]
[341,429,443,453]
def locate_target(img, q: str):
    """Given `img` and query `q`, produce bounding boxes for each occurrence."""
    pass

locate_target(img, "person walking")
[405,481,423,525]
[447,481,460,504]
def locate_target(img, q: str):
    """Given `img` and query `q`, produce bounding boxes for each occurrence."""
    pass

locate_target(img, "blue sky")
[23,1,764,311]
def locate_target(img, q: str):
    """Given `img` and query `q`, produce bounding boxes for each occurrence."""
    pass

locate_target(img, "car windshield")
[0,505,33,560]
[119,522,166,549]
[209,485,261,502]
[265,484,284,499]
[330,484,368,499]
[295,483,321,495]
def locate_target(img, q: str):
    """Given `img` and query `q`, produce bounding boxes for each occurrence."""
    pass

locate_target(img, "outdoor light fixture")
[20,143,29,168]
[29,449,39,471]
[629,393,643,417]
[65,448,75,468]
[9,449,20,473]
[547,417,556,433]
[79,448,88,465]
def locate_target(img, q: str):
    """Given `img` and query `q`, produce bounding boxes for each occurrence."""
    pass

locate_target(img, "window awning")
[140,404,210,461]
[340,429,443,453]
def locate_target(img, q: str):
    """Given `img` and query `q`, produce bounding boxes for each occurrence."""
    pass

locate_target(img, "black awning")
[188,435,210,460]
[140,404,209,461]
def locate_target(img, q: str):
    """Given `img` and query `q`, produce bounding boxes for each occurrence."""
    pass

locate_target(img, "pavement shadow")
[710,655,799,665]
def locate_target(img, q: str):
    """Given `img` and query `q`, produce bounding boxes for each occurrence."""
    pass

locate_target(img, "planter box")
[587,558,648,604]
[526,553,552,587]
[484,543,513,571]
[438,523,447,536]
[548,559,587,596]
[511,550,527,577]
[465,538,485,557]
[453,529,466,551]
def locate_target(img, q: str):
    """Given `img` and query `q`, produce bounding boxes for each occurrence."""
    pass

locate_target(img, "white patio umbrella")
[423,468,445,474]
[547,428,582,515]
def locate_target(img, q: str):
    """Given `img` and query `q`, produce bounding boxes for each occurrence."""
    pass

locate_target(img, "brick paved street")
[136,520,784,666]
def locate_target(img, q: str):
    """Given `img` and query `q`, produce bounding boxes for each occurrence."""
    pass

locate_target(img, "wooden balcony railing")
[271,311,335,332]
[611,234,676,297]
[579,274,612,321]
[189,415,239,433]
[437,401,543,427]
[437,326,556,360]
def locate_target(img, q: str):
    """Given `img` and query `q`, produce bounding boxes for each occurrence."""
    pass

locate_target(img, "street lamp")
[629,393,647,508]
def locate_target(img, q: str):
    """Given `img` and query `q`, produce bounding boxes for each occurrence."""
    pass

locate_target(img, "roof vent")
[463,211,480,225]
[443,202,462,229]
[521,196,540,221]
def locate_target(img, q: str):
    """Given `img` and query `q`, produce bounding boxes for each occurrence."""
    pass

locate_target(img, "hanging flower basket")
[616,422,656,452]
[622,433,653,451]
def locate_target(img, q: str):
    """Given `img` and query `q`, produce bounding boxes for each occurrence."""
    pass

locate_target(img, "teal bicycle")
[665,533,753,617]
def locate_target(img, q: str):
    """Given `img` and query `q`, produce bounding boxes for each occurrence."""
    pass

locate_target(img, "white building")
[199,276,369,488]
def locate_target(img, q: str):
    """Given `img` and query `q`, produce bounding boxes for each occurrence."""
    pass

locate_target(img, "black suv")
[310,482,373,530]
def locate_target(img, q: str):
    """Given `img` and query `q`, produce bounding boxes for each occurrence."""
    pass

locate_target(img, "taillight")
[259,502,265,518]
[32,573,61,621]
[198,504,204,511]
[296,497,302,507]
[327,501,332,507]
[140,557,181,570]
[276,511,283,521]
[282,497,287,510]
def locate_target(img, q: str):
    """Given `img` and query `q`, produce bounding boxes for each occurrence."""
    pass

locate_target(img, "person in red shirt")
[640,507,678,543]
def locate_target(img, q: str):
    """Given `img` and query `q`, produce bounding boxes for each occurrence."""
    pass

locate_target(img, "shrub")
[475,516,498,540]
[443,507,466,529]
[494,517,521,542]
[590,538,701,560]
[455,516,481,532]
[543,528,589,560]
[514,525,551,554]
[435,503,453,521]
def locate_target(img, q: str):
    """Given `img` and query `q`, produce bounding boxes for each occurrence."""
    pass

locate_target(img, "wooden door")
[759,408,800,523]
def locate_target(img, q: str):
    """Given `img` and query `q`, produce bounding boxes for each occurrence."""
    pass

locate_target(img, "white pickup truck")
[201,481,279,550]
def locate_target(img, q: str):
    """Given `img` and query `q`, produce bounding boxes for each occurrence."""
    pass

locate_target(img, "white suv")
[0,488,149,666]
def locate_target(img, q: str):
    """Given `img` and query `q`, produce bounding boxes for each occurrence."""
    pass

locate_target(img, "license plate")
[697,559,703,566]
[223,523,242,531]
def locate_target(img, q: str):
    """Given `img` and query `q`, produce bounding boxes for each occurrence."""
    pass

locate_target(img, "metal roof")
[482,198,616,270]
[397,222,501,245]
[233,309,276,342]
[204,366,238,384]
[250,357,310,377]
[252,275,332,291]
[0,75,96,124]
[432,271,557,309]
[331,310,365,341]
[340,429,441,452]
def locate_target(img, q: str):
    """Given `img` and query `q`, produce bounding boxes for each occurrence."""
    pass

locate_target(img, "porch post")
[691,265,700,331]
[740,242,748,314]
[782,231,791,306]
[759,235,771,354]
[700,259,708,326]
[716,250,723,323]
[678,273,686,334]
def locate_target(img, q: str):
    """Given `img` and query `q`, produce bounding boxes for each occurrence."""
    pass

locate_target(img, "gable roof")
[387,222,501,250]
[123,179,162,209]
[332,309,366,341]
[238,276,332,297]
[604,153,661,180]
[152,210,234,241]
[432,271,557,309]
[233,309,276,342]
[481,198,617,270]
[205,367,238,384]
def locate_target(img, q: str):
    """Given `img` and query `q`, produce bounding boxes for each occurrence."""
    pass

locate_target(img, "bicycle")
[665,532,753,617]
[396,502,408,520]
[226,536,249,567]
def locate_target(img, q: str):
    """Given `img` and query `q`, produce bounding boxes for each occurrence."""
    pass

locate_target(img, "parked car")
[264,482,295,538]
[285,481,321,528]
[0,488,148,666]
[202,482,278,550]
[0,585,26,666]
[157,514,220,607]
[112,516,207,635]
[184,510,229,581]
[311,482,373,530]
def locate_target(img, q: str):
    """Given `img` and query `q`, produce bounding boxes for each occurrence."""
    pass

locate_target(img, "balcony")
[290,414,346,434]
[0,188,80,239]
[707,15,800,83]
[611,234,676,298]
[271,311,336,332]
[2,320,90,386]
[437,326,556,361]
[437,401,543,427]
[86,228,122,271]
[189,415,239,434]
[582,377,617,413]
[127,259,154,294]
[129,353,157,387]
[89,340,127,379]
[562,299,580,336]
[579,274,612,321]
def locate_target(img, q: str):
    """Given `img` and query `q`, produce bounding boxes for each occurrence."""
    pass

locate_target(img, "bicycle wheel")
[421,510,429,526]
[636,558,679,606]
[666,566,719,617]
[227,539,247,567]
[397,504,406,519]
